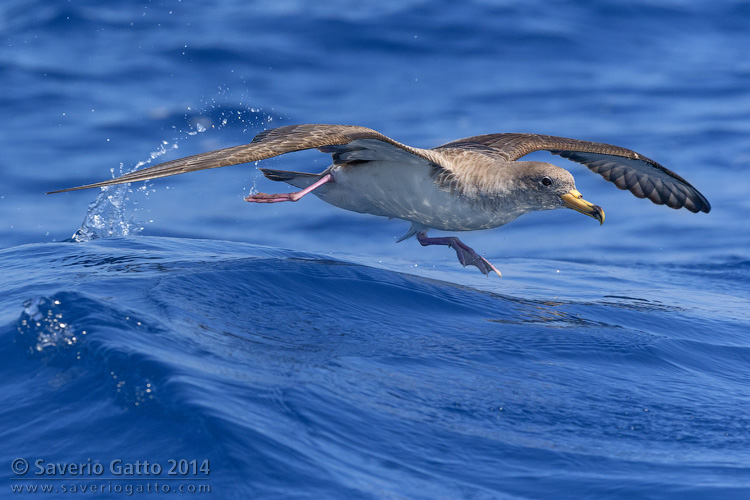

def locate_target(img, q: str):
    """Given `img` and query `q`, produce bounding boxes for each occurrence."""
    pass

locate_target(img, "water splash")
[71,184,140,242]
[72,142,178,242]
[17,297,84,354]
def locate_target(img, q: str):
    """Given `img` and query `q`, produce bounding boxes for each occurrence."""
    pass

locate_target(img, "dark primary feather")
[435,133,710,213]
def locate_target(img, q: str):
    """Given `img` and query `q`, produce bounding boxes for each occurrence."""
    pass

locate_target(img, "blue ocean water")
[2,1,749,498]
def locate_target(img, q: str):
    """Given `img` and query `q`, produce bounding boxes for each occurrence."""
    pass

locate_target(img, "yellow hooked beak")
[560,189,605,225]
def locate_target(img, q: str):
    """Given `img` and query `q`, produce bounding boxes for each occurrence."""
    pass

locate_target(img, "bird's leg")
[416,232,502,277]
[245,174,333,203]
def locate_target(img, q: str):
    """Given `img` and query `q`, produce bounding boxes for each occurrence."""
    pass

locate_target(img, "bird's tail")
[259,168,326,190]
[395,223,426,243]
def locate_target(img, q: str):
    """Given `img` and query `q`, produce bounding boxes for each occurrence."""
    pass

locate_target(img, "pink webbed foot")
[416,232,502,277]
[245,174,332,204]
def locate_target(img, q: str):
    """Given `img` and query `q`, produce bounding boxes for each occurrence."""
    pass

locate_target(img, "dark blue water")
[2,1,749,498]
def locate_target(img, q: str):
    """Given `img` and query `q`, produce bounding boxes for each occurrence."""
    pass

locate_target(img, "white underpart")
[311,147,527,231]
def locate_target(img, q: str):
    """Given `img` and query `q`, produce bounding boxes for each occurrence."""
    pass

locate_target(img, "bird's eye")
[541,177,552,186]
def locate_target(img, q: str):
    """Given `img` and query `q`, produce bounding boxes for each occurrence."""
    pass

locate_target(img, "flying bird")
[50,124,711,277]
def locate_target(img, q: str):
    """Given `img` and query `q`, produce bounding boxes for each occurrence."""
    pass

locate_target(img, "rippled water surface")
[2,1,749,498]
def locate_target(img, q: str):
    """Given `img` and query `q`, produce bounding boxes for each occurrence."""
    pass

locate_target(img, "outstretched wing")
[435,133,711,213]
[48,124,437,194]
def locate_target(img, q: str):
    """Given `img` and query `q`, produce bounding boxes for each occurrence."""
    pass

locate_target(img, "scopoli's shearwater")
[50,124,711,276]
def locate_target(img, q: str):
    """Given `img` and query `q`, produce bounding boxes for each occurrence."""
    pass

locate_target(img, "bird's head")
[514,162,605,224]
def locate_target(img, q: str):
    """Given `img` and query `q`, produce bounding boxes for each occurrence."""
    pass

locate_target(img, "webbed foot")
[416,232,501,277]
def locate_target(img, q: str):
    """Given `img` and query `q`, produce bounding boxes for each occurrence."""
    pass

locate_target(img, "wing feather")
[48,124,435,193]
[50,126,712,215]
